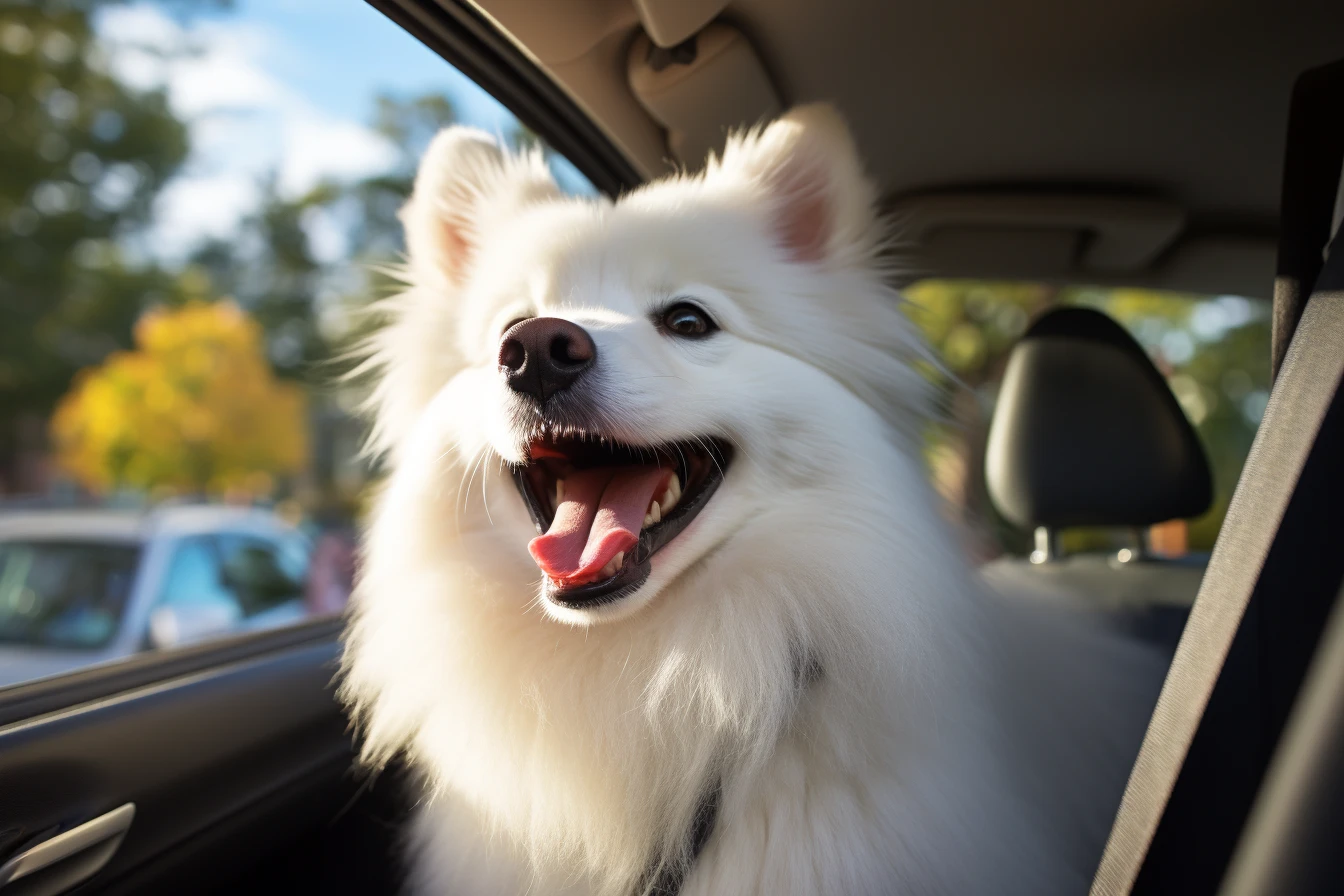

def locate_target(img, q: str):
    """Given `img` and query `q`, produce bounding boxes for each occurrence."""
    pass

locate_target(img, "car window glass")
[158,537,237,610]
[0,541,139,650]
[905,281,1271,561]
[0,0,596,690]
[215,534,306,617]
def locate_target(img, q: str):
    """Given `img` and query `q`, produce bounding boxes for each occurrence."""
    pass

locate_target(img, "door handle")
[0,803,135,896]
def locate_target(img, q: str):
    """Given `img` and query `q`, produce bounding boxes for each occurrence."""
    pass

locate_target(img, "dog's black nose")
[498,317,596,403]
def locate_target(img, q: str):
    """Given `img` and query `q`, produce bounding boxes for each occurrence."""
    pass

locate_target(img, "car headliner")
[462,0,1344,296]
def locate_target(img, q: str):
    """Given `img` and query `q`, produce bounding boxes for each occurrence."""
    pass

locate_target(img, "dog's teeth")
[597,552,623,579]
[658,475,681,515]
[665,475,681,507]
[647,501,661,526]
[555,479,565,504]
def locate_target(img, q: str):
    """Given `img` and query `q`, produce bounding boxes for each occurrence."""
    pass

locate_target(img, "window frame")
[365,0,643,199]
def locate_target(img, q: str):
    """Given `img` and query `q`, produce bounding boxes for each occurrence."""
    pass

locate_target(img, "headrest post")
[1115,527,1150,564]
[1030,526,1060,564]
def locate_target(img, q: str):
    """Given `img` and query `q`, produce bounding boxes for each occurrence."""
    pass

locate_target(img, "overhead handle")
[892,193,1187,273]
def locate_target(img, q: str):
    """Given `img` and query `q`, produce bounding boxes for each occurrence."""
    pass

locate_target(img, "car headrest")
[985,306,1213,530]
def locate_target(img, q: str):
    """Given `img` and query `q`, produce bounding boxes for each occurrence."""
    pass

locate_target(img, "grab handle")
[0,803,135,896]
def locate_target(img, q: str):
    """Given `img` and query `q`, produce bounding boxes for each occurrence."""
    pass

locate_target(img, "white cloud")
[97,4,181,55]
[150,172,263,258]
[169,42,288,117]
[99,7,286,113]
[96,4,398,259]
[299,205,350,265]
[280,116,399,197]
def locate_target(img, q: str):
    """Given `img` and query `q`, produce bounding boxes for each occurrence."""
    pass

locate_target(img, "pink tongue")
[529,466,672,583]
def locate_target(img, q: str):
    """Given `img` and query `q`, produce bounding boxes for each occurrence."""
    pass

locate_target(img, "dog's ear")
[713,104,877,264]
[401,127,558,286]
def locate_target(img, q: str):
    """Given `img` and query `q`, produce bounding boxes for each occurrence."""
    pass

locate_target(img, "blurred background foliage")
[0,0,541,514]
[51,300,306,497]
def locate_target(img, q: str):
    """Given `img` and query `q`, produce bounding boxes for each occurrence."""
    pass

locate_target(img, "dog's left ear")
[401,127,558,287]
[713,104,877,264]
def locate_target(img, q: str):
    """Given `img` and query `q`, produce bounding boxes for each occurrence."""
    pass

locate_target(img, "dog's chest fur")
[354,446,1162,896]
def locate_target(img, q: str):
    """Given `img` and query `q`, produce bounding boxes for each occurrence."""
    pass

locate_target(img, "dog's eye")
[659,303,716,339]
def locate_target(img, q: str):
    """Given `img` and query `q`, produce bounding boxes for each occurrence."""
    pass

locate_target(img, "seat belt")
[1092,240,1344,896]
[1091,59,1344,896]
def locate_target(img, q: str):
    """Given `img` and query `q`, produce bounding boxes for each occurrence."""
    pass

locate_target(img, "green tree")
[186,91,460,384]
[0,0,220,491]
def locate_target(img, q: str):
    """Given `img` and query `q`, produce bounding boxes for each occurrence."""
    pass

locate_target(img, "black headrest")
[985,306,1213,530]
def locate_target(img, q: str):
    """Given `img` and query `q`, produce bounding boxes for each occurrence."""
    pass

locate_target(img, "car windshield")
[0,541,141,649]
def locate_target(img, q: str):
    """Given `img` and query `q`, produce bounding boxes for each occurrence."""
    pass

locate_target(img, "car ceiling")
[461,0,1344,297]
[736,0,1344,220]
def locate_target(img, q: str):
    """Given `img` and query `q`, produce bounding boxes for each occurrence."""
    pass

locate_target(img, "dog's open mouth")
[512,434,733,608]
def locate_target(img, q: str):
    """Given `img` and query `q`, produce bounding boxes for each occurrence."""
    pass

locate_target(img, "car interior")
[2,1,1344,894]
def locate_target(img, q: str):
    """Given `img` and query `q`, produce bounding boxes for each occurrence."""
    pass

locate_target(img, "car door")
[0,2,632,894]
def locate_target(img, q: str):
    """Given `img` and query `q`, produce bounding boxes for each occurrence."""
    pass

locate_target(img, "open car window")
[0,0,597,693]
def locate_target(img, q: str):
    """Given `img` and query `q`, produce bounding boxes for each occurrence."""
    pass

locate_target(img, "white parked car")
[0,504,314,689]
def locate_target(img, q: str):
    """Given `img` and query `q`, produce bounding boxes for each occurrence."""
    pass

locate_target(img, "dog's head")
[365,105,931,624]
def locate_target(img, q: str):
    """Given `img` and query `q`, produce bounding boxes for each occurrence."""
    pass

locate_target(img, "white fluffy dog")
[340,105,1165,895]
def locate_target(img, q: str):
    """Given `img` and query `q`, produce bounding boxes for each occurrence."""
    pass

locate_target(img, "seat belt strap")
[1091,246,1344,895]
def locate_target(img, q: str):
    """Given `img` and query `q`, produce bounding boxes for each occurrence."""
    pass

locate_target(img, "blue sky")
[191,0,517,136]
[94,0,588,260]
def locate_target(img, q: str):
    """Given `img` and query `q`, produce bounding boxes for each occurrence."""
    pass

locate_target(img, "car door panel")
[0,634,347,894]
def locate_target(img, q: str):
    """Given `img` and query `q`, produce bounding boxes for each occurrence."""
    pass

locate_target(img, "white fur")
[340,106,1165,895]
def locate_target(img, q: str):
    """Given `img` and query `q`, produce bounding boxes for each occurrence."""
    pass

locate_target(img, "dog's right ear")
[711,104,879,266]
[400,127,558,287]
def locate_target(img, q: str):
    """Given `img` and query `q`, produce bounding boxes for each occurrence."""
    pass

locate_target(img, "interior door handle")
[0,803,135,896]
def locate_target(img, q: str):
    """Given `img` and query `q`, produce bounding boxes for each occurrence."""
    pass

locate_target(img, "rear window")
[0,541,141,648]
[904,281,1271,559]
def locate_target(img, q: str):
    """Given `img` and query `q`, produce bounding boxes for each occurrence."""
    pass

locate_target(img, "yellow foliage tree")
[51,301,308,497]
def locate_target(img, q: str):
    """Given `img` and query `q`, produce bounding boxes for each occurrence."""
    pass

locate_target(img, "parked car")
[0,505,312,688]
